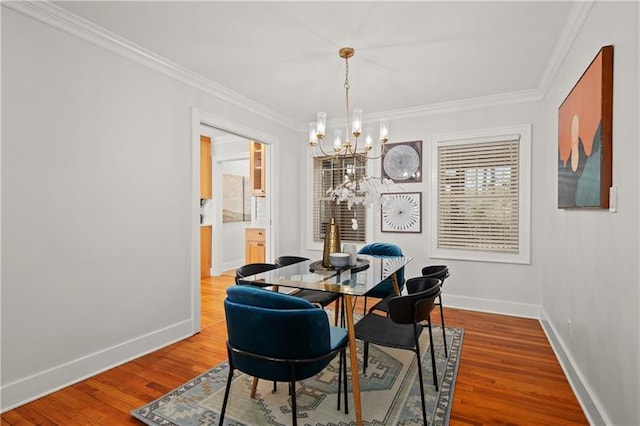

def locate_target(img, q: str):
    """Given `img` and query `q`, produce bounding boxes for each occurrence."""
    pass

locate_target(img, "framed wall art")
[558,45,613,209]
[381,192,422,233]
[222,174,251,222]
[381,140,422,183]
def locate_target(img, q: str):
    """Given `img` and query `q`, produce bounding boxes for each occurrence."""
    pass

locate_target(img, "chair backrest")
[235,263,280,286]
[224,285,332,381]
[357,242,405,296]
[275,256,309,267]
[421,265,450,284]
[387,277,441,325]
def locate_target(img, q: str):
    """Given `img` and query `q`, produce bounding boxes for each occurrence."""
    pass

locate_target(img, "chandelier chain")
[344,57,351,145]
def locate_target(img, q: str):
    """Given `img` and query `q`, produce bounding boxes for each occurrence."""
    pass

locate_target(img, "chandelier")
[309,47,389,161]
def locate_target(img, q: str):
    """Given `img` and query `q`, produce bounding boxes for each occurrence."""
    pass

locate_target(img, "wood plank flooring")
[2,275,588,425]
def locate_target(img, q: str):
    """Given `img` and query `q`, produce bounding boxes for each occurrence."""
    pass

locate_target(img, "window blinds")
[313,157,367,243]
[437,138,520,253]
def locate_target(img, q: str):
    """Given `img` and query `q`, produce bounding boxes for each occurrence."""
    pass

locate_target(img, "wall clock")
[381,140,422,183]
[381,192,422,233]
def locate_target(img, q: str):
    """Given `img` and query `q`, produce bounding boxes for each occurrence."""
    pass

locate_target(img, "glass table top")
[239,255,413,296]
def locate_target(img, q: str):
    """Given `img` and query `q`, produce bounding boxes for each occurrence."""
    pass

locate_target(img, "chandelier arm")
[366,143,387,160]
[313,139,352,160]
[312,140,338,158]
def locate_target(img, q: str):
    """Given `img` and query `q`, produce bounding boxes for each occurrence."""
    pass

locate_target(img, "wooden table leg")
[343,295,362,426]
[250,377,259,399]
[391,273,401,296]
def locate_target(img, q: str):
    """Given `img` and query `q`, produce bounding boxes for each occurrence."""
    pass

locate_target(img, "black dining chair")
[235,262,280,287]
[421,265,450,356]
[275,255,343,326]
[354,276,442,426]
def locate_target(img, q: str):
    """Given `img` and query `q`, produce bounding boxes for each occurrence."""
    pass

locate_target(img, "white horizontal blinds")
[313,156,367,243]
[438,138,520,253]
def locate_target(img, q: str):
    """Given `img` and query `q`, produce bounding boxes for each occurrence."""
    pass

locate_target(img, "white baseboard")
[213,259,244,276]
[0,319,194,413]
[444,293,540,318]
[538,308,609,426]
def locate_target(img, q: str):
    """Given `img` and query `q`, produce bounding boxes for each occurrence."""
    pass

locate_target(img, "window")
[313,156,367,243]
[430,125,531,264]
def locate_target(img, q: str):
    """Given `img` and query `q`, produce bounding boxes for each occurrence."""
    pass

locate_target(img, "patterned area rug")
[132,325,463,425]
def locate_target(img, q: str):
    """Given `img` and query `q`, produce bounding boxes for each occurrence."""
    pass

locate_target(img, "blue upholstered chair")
[220,286,349,426]
[355,277,442,426]
[357,242,406,314]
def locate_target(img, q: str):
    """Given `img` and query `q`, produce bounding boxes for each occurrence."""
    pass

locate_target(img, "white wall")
[1,7,299,410]
[539,2,639,425]
[303,100,545,317]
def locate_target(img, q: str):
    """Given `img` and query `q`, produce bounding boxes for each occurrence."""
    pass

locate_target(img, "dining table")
[239,254,412,426]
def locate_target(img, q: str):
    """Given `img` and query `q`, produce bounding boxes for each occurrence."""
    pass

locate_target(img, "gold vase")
[322,217,341,267]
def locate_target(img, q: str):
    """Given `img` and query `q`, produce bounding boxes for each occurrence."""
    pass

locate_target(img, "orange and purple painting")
[558,45,613,209]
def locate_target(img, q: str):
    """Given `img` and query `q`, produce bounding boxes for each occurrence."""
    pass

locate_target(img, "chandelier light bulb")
[316,112,326,139]
[309,122,318,146]
[364,128,373,150]
[352,108,362,137]
[333,129,343,151]
[379,118,389,143]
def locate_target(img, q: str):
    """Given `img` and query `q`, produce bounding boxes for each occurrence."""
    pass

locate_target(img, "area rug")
[132,325,463,426]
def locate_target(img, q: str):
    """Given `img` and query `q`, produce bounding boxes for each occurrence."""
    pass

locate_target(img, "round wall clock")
[382,141,422,182]
[381,192,422,233]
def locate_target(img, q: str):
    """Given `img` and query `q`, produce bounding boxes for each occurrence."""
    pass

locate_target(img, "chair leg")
[219,366,234,426]
[337,350,342,410]
[427,318,439,391]
[413,326,428,426]
[363,341,369,374]
[250,377,259,398]
[438,295,448,357]
[342,349,349,414]
[290,379,297,426]
[337,349,349,413]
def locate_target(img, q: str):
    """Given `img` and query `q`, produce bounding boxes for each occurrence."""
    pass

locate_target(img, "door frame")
[190,107,278,333]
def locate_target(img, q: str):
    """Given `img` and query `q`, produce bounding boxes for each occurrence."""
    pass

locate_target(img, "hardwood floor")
[2,275,588,425]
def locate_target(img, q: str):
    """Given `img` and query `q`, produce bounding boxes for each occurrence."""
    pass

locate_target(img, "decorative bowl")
[329,252,350,268]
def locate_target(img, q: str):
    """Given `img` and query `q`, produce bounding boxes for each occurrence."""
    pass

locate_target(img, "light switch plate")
[609,186,618,213]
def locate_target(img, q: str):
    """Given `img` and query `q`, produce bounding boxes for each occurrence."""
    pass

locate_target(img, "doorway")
[190,108,278,333]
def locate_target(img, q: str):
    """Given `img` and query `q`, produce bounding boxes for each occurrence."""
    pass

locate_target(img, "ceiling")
[53,1,575,127]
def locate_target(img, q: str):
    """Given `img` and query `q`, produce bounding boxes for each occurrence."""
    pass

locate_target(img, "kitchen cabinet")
[201,226,212,278]
[250,141,265,196]
[245,228,265,263]
[200,135,212,199]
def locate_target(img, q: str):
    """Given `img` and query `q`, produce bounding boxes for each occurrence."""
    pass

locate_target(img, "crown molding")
[320,89,543,132]
[3,0,300,131]
[537,0,595,97]
[370,89,543,123]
